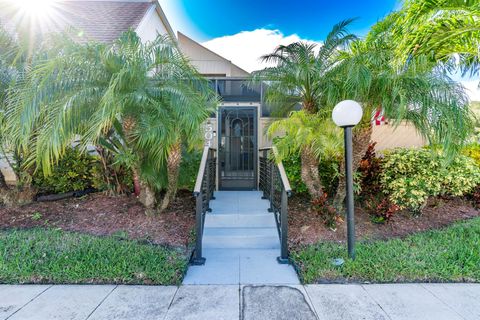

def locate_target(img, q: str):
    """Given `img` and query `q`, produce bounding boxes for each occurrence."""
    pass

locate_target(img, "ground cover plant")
[381,148,480,213]
[0,228,188,285]
[32,147,97,195]
[292,217,480,283]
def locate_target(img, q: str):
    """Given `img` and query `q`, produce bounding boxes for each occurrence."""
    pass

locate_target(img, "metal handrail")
[192,146,217,265]
[259,147,292,195]
[259,147,292,264]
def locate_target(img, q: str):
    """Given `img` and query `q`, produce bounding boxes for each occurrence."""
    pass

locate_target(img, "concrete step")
[209,201,271,214]
[203,227,280,249]
[205,213,277,228]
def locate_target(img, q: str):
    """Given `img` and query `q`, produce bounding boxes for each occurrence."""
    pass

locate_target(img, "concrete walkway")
[1,284,479,320]
[183,191,299,285]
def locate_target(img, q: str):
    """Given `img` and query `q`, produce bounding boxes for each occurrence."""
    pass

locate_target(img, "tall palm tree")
[328,34,474,208]
[0,24,44,194]
[383,0,480,75]
[254,20,357,198]
[5,30,216,212]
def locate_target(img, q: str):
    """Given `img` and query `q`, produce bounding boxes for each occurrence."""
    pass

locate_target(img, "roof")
[0,1,167,43]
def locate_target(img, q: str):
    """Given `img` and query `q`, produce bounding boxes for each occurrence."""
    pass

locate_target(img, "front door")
[218,107,257,190]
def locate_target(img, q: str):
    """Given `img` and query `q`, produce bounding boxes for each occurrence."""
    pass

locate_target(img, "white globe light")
[332,100,363,127]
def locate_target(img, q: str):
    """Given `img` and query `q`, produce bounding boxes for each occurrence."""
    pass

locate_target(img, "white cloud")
[461,80,480,102]
[201,29,321,73]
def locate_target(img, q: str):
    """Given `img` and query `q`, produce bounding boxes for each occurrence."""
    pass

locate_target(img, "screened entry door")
[218,107,257,190]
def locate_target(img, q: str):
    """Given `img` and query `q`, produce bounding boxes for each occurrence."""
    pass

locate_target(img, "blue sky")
[163,0,399,42]
[160,0,479,99]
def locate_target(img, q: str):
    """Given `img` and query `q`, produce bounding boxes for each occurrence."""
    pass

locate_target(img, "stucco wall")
[135,6,169,43]
[178,33,249,77]
[372,123,427,152]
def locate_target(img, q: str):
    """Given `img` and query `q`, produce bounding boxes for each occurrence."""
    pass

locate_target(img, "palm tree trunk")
[333,125,373,211]
[133,167,156,214]
[139,181,156,215]
[301,147,324,199]
[0,169,8,190]
[132,167,141,197]
[159,141,182,212]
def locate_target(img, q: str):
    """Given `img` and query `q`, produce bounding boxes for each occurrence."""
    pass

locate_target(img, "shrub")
[281,152,340,197]
[381,148,480,212]
[359,143,400,223]
[311,193,338,229]
[281,153,308,195]
[178,148,202,190]
[462,143,480,166]
[358,143,383,195]
[364,194,400,223]
[33,148,97,194]
[90,157,133,195]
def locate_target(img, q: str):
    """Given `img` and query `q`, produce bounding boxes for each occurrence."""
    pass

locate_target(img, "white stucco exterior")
[178,32,249,77]
[135,1,176,42]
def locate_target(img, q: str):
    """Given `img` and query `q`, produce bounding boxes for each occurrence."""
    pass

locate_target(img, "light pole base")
[192,257,206,265]
[277,256,289,264]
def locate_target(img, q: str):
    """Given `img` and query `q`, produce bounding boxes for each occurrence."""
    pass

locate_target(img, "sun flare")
[15,0,57,17]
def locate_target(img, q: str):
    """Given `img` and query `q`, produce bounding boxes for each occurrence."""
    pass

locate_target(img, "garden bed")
[289,195,480,245]
[0,190,195,248]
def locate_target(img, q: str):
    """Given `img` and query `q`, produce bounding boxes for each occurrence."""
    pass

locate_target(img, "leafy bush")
[358,143,383,195]
[33,148,97,194]
[178,148,202,190]
[364,194,400,223]
[462,143,480,166]
[281,153,308,194]
[358,143,400,223]
[381,148,480,212]
[311,193,338,229]
[281,152,339,197]
[90,159,133,195]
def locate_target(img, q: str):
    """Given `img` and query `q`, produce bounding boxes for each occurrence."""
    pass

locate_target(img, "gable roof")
[59,1,153,43]
[0,0,175,43]
[178,32,250,77]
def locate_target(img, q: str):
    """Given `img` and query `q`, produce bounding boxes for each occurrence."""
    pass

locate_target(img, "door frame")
[217,105,258,191]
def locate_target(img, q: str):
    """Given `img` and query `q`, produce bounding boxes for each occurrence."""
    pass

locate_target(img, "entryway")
[183,191,299,285]
[218,107,257,190]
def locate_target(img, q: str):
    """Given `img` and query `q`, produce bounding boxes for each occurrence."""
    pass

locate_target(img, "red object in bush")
[311,193,338,229]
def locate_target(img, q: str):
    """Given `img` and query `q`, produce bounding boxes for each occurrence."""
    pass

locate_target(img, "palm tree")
[254,20,357,198]
[328,34,474,208]
[5,31,216,212]
[0,24,44,195]
[382,0,480,75]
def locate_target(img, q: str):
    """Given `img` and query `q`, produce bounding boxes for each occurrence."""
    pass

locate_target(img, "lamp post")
[332,100,363,260]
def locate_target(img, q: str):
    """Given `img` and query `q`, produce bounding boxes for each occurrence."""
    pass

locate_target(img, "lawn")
[0,228,189,285]
[292,217,480,284]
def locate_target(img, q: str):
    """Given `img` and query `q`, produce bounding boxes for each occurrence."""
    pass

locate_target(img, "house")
[0,0,425,188]
[0,0,176,185]
[0,0,175,43]
[178,32,279,189]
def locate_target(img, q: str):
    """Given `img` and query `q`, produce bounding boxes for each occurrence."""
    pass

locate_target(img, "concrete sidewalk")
[1,283,479,320]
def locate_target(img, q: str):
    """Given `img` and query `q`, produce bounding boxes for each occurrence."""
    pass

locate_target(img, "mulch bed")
[0,190,195,248]
[2,190,479,249]
[289,195,480,246]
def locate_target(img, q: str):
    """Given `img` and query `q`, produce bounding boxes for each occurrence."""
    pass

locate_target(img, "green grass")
[292,218,480,284]
[0,229,189,285]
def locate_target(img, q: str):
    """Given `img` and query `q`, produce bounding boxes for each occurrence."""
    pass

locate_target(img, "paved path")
[1,284,479,320]
[183,191,299,285]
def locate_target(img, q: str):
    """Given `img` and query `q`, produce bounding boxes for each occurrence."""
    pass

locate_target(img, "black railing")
[192,146,217,265]
[259,147,292,264]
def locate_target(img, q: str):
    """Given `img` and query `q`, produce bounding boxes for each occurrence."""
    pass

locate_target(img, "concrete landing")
[183,191,299,285]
